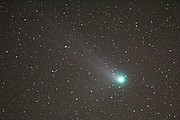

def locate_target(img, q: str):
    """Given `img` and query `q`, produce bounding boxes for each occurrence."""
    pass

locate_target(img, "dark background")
[0,0,179,120]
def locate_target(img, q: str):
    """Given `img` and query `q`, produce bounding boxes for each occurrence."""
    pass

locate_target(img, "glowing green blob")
[117,76,125,83]
[114,74,127,86]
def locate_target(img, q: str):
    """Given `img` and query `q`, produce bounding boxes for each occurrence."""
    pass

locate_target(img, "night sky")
[1,1,180,120]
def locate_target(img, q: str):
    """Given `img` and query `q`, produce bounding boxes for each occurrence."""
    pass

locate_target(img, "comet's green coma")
[114,74,127,86]
[117,76,125,83]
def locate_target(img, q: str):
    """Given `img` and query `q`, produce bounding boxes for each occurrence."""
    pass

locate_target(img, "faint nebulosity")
[1,1,179,120]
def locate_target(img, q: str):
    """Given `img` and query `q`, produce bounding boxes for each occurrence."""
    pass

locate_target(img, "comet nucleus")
[113,73,127,86]
[117,76,125,83]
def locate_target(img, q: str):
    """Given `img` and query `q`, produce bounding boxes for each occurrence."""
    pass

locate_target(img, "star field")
[1,1,180,120]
